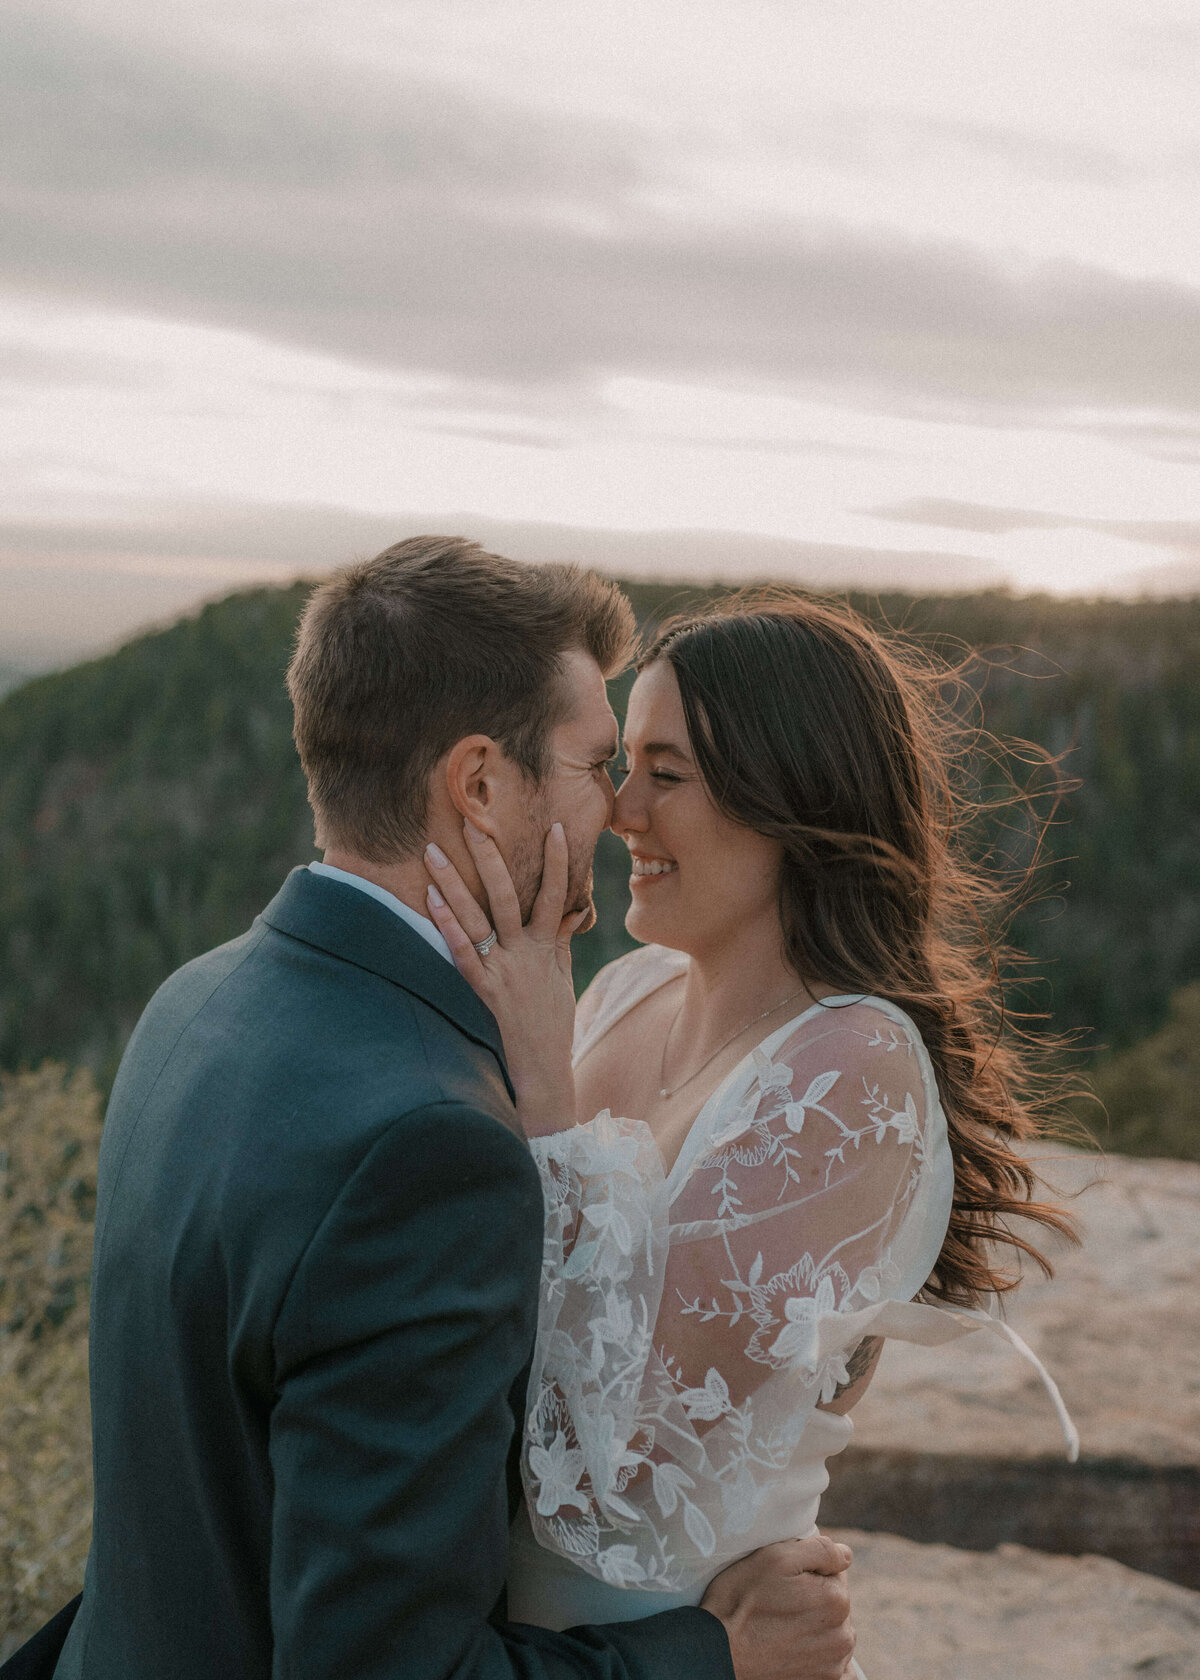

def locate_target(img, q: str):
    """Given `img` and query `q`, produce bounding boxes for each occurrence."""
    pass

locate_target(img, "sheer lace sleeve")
[658,1000,943,1414]
[522,997,957,1591]
[525,1112,670,1573]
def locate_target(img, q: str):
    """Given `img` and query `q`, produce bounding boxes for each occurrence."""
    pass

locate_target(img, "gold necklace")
[658,987,809,1101]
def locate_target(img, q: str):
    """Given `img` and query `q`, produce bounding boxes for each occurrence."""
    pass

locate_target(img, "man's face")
[507,649,619,928]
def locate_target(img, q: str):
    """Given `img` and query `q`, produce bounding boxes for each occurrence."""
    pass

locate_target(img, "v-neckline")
[573,946,871,1196]
[660,992,871,1197]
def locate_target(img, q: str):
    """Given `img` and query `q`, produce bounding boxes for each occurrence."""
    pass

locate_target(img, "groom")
[13,537,855,1680]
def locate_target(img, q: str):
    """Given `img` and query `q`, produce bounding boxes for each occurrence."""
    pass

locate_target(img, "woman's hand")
[424,820,586,1136]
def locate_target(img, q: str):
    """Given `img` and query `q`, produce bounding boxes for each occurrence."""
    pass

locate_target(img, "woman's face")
[612,659,785,958]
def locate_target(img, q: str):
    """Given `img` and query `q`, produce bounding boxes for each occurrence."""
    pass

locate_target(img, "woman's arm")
[656,1005,933,1424]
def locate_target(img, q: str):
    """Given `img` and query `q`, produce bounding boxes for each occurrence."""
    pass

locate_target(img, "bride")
[424,592,1078,1654]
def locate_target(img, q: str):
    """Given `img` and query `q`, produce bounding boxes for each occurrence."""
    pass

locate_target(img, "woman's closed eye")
[618,760,684,784]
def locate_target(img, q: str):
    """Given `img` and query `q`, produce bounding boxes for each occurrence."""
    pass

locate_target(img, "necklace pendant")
[660,1088,669,1099]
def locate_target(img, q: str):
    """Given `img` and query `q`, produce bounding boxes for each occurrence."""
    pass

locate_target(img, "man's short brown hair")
[287,535,635,861]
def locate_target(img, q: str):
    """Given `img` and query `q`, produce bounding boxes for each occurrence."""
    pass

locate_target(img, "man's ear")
[442,734,511,834]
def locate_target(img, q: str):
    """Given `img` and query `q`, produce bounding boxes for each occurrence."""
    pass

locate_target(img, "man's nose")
[600,770,616,829]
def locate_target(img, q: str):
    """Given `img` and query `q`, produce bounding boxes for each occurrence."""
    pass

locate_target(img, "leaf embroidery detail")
[800,1070,840,1107]
[766,1274,837,1369]
[595,1544,648,1585]
[678,1367,732,1421]
[650,1460,694,1517]
[683,1497,717,1557]
[528,1430,590,1516]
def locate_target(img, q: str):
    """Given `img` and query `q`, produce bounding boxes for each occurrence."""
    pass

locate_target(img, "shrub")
[0,1063,100,1656]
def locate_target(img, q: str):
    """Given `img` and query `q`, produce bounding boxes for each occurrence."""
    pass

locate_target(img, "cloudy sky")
[3,0,1200,665]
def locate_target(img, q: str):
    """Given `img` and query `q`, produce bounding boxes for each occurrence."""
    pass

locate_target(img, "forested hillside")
[0,667,34,701]
[1,587,314,1085]
[1,580,1197,1154]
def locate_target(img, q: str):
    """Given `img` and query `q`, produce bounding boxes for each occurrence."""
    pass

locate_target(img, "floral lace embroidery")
[523,960,948,1591]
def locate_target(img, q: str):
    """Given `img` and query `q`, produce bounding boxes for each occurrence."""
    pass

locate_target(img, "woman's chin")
[625,895,683,948]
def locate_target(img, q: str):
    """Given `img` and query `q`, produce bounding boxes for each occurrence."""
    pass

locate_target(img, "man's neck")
[319,849,437,924]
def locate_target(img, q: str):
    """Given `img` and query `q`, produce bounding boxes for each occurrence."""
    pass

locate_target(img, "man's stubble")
[508,791,597,932]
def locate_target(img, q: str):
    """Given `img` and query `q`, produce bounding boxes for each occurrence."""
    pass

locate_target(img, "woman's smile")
[629,850,678,883]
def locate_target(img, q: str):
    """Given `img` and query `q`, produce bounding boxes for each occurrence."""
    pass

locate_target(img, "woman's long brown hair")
[643,590,1079,1306]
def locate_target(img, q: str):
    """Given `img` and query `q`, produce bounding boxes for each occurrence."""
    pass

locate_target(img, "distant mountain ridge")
[5,500,1197,677]
[0,665,37,700]
[2,581,1198,1144]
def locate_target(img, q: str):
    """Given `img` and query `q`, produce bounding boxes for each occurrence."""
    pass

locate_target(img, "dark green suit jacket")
[51,868,732,1680]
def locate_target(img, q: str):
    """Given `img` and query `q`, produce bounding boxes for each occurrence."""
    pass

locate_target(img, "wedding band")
[472,929,498,957]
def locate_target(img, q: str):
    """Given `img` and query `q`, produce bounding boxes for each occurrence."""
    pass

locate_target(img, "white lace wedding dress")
[507,944,1077,1648]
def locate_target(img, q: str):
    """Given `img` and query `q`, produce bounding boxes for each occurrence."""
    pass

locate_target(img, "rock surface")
[831,1529,1200,1680]
[822,1148,1200,1588]
[847,1146,1200,1464]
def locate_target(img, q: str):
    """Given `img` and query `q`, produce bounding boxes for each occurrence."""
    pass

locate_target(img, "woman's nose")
[610,776,646,837]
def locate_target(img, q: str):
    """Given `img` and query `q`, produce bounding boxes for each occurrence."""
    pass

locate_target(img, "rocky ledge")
[824,1148,1200,1587]
[831,1529,1200,1680]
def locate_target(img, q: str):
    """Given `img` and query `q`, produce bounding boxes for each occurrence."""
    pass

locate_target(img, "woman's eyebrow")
[623,739,691,760]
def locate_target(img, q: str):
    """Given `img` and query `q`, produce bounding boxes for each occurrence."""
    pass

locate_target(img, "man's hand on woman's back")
[700,1535,856,1680]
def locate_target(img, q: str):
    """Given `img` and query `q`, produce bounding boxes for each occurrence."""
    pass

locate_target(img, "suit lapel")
[261,867,511,1092]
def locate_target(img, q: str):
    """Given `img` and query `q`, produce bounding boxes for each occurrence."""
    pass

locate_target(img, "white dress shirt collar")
[308,861,454,966]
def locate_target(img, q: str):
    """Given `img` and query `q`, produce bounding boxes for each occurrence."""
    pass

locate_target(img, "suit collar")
[261,867,510,1089]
